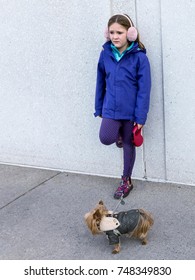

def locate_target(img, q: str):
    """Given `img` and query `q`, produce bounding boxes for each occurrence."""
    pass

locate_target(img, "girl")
[94,14,151,199]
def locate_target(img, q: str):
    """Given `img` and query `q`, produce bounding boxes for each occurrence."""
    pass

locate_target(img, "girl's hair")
[107,14,145,50]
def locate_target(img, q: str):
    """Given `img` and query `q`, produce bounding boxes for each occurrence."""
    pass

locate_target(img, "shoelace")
[116,183,129,194]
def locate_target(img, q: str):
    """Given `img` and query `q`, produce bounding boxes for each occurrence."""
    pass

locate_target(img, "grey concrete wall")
[0,0,195,185]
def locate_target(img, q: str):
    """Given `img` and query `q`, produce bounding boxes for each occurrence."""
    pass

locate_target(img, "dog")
[84,200,154,254]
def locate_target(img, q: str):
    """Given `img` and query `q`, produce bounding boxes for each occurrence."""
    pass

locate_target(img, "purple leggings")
[99,118,136,178]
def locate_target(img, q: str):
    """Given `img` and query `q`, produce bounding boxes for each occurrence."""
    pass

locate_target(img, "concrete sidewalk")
[0,164,194,260]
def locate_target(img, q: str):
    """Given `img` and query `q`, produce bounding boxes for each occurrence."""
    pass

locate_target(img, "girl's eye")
[109,31,123,35]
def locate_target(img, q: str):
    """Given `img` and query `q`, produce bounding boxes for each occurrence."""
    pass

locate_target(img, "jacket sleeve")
[134,54,151,125]
[94,51,106,117]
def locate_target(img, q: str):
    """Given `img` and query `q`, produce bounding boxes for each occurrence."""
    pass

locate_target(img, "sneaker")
[114,176,133,199]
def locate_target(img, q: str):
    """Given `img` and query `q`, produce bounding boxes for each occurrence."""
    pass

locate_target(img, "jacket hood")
[102,41,146,54]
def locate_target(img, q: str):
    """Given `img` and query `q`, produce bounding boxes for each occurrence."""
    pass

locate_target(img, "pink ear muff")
[104,27,110,41]
[127,26,138,42]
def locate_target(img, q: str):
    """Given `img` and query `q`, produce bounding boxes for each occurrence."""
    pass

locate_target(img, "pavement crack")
[0,171,61,211]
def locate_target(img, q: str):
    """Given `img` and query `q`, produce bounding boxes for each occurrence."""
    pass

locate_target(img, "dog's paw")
[112,244,120,254]
[141,240,147,245]
[112,249,119,254]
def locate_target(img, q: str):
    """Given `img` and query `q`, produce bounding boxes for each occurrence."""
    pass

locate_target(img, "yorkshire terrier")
[84,200,154,254]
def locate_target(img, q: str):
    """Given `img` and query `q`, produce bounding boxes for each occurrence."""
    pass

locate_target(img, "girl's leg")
[122,120,136,178]
[114,120,135,199]
[99,118,121,145]
[99,118,135,199]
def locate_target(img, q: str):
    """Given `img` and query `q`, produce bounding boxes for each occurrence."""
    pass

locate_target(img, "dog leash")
[112,194,125,215]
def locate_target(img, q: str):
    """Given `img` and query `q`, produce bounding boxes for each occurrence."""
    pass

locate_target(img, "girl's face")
[108,22,128,53]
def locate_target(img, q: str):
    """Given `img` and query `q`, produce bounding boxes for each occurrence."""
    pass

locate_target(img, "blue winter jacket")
[94,41,151,124]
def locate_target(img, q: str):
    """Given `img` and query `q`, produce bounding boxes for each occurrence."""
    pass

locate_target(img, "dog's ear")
[93,209,102,220]
[98,200,104,205]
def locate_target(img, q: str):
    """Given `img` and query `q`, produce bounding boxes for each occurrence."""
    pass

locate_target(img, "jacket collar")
[111,42,135,61]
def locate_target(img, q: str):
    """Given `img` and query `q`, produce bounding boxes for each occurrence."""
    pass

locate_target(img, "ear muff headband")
[104,14,138,42]
[118,14,134,27]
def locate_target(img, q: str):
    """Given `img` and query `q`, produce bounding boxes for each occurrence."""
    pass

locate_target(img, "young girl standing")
[94,14,151,199]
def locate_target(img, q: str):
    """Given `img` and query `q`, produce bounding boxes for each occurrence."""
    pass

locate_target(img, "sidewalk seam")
[0,172,62,211]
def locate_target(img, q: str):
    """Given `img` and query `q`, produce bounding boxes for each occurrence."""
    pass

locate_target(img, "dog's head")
[84,200,108,235]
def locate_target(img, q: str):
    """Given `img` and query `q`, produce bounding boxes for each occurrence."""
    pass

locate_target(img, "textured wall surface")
[0,0,194,185]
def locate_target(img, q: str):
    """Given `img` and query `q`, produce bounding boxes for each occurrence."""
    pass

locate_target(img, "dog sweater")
[106,209,140,245]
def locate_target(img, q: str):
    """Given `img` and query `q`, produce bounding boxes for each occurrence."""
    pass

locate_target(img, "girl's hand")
[137,124,143,130]
[134,123,143,130]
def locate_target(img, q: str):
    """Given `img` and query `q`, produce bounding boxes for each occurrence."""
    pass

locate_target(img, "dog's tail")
[139,209,154,227]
